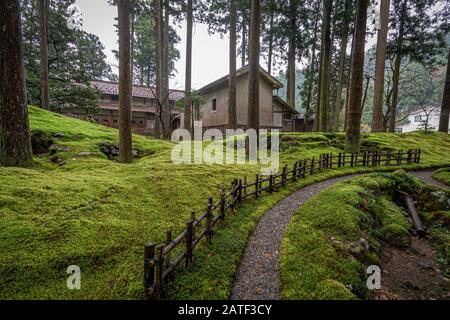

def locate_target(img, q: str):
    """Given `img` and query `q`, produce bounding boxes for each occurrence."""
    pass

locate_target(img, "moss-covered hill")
[0,106,449,299]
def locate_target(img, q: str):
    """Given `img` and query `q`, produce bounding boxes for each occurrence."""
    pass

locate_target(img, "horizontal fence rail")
[143,149,421,299]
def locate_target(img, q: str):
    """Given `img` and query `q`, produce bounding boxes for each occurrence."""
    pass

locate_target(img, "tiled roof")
[199,65,283,94]
[91,80,185,101]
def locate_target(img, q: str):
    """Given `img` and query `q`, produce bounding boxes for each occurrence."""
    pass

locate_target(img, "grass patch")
[0,106,450,299]
[433,168,450,186]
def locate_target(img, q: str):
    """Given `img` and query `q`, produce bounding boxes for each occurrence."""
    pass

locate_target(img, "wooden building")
[61,80,184,136]
[196,65,299,132]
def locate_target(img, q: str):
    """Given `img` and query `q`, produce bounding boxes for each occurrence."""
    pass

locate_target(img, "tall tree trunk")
[184,0,193,132]
[38,0,49,110]
[162,0,171,139]
[241,11,247,67]
[287,0,297,109]
[267,4,274,75]
[305,18,319,127]
[333,0,351,132]
[117,0,133,163]
[345,0,369,152]
[130,9,135,84]
[229,0,238,129]
[154,0,162,138]
[319,0,333,132]
[247,0,260,131]
[0,0,33,167]
[388,0,407,132]
[314,36,324,132]
[439,48,450,133]
[344,31,354,131]
[371,0,390,132]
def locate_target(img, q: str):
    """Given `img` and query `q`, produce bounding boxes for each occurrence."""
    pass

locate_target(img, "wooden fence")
[143,149,421,299]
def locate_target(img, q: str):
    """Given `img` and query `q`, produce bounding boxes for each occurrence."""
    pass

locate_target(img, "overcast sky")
[74,0,379,90]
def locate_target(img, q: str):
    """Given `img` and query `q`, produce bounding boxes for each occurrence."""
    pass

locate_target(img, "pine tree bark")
[229,0,238,129]
[0,0,33,167]
[267,5,274,75]
[345,0,369,152]
[333,0,351,132]
[319,0,333,132]
[184,0,193,132]
[130,9,135,83]
[305,16,319,127]
[344,32,354,131]
[241,11,247,67]
[314,37,324,132]
[154,0,162,139]
[38,0,49,110]
[439,48,450,133]
[388,0,407,132]
[162,0,171,139]
[247,0,260,131]
[286,0,297,109]
[117,0,133,163]
[371,0,390,132]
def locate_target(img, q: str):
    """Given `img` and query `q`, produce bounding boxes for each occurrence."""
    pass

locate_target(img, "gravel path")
[231,170,448,301]
[231,174,361,300]
[409,170,449,189]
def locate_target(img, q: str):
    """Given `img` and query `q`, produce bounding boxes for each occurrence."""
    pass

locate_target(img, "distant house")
[196,65,299,132]
[395,105,449,133]
[60,80,184,136]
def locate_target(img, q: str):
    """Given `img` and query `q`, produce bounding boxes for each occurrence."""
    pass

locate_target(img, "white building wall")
[396,109,449,133]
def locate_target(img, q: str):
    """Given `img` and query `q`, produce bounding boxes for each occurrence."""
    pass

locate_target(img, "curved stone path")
[231,170,448,300]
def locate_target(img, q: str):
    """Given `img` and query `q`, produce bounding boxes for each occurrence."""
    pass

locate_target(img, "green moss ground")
[0,106,449,299]
[433,168,450,185]
[281,171,450,300]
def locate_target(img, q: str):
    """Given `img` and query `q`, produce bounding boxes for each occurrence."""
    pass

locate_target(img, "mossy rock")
[314,279,357,300]
[383,224,411,248]
[31,129,54,155]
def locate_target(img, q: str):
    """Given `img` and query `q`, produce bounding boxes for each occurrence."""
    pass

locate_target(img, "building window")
[283,113,291,120]
[395,128,403,134]
[111,94,119,102]
[414,115,422,123]
[212,98,217,112]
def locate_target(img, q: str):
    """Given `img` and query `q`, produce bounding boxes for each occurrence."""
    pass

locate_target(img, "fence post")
[407,150,412,164]
[185,220,194,268]
[282,165,287,186]
[220,190,226,225]
[233,179,239,207]
[269,173,274,193]
[338,153,342,168]
[144,242,155,300]
[155,244,165,298]
[255,174,259,199]
[387,151,391,165]
[397,150,402,165]
[238,180,243,203]
[206,198,213,245]
[329,154,333,169]
[230,181,236,212]
[310,157,315,175]
[350,153,354,167]
[243,177,247,196]
[165,229,172,270]
[417,149,422,163]
[292,161,298,182]
[191,211,196,238]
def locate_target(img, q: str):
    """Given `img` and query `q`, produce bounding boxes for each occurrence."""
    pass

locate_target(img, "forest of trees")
[1,0,450,167]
